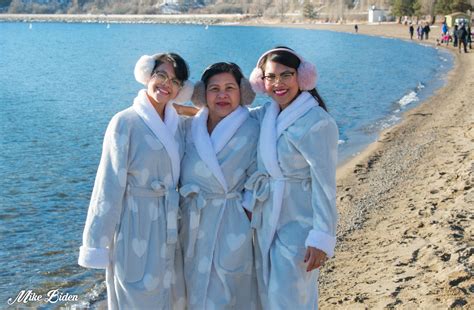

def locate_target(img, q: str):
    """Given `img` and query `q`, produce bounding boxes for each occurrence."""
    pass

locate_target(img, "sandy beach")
[3,14,471,308]
[290,23,473,309]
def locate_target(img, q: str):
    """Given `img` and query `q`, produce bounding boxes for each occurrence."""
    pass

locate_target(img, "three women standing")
[79,48,338,309]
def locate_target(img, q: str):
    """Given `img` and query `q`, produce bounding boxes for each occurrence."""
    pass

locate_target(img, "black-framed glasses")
[262,71,296,84]
[151,71,182,89]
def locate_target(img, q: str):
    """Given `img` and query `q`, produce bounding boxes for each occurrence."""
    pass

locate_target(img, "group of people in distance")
[408,20,472,54]
[78,46,338,309]
[408,22,431,40]
[440,22,472,53]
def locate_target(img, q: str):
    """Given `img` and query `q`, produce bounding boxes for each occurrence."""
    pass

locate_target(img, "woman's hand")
[173,103,199,116]
[304,247,327,272]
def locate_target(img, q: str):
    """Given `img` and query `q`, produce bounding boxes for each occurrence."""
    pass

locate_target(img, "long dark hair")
[152,53,189,82]
[259,47,328,112]
[201,62,244,87]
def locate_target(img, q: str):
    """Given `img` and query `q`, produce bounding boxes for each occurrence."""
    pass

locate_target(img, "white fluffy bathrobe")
[246,91,338,309]
[179,106,259,310]
[78,90,186,310]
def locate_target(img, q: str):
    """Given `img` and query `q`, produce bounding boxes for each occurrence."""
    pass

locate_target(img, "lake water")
[0,22,452,308]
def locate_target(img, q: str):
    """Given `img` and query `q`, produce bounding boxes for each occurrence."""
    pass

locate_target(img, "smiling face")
[206,72,241,121]
[263,60,300,109]
[146,61,180,106]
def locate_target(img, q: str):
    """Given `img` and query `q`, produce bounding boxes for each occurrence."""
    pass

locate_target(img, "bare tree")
[8,0,24,13]
[328,0,347,21]
[278,0,287,20]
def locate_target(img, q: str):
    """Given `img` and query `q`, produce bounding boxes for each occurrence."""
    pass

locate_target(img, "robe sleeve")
[78,114,130,269]
[243,105,265,211]
[297,113,339,257]
[242,145,258,211]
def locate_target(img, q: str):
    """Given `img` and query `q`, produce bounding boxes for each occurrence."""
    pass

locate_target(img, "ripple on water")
[6,188,22,195]
[0,213,20,220]
[41,265,83,280]
[43,192,69,199]
[41,250,66,257]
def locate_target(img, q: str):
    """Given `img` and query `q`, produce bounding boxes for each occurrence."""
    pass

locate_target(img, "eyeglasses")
[151,71,182,89]
[262,71,296,84]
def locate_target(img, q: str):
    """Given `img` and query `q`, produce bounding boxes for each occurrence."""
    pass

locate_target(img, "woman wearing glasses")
[246,47,338,308]
[179,62,259,309]
[78,53,193,309]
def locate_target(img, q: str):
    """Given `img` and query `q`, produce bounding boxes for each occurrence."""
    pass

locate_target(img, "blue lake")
[0,22,452,307]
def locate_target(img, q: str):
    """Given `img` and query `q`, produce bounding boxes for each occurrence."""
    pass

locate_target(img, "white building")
[368,6,388,23]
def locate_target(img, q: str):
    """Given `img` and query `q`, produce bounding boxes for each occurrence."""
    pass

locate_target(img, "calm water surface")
[0,22,452,308]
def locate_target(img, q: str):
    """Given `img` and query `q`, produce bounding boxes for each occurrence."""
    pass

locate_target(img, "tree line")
[391,0,472,23]
[2,0,473,19]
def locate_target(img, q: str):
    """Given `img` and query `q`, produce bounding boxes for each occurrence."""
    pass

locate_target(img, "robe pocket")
[275,221,308,261]
[217,231,253,274]
[216,208,253,274]
[115,196,155,283]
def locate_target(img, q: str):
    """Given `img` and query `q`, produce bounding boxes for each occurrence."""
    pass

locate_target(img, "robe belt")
[179,184,242,259]
[126,181,179,244]
[244,171,311,229]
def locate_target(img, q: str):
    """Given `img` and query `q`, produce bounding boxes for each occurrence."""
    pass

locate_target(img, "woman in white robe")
[179,62,259,309]
[78,53,193,309]
[247,47,339,309]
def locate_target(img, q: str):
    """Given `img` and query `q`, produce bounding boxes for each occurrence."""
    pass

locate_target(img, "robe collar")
[192,106,249,192]
[132,89,180,186]
[259,91,316,178]
[276,91,316,137]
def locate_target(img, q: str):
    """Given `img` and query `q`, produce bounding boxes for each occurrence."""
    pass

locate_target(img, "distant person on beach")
[78,52,193,309]
[247,47,338,308]
[355,24,358,33]
[441,29,452,46]
[442,21,448,36]
[417,25,423,40]
[409,24,414,39]
[457,23,469,53]
[453,24,459,47]
[178,62,259,309]
[424,23,431,40]
[467,25,472,49]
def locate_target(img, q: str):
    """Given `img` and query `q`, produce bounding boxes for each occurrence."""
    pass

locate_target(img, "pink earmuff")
[134,53,194,104]
[249,48,317,94]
